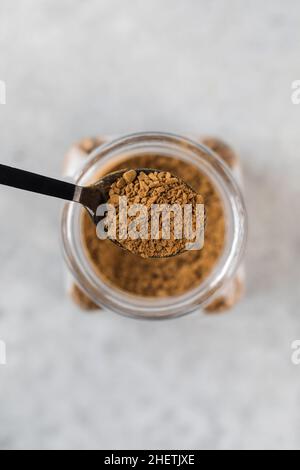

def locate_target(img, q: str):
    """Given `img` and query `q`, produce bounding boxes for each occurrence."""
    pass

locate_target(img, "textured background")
[0,0,300,450]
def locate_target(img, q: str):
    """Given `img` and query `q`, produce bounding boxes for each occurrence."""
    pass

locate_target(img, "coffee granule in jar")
[82,153,225,298]
[65,136,244,313]
[106,170,204,258]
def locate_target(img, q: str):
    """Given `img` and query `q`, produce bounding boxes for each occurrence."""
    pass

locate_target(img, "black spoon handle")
[0,164,77,202]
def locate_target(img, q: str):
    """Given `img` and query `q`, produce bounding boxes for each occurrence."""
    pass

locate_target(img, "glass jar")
[61,132,247,320]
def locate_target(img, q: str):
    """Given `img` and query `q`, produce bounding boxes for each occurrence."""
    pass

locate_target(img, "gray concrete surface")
[0,0,300,450]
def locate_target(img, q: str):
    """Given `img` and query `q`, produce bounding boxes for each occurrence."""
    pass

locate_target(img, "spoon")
[0,165,204,258]
[0,164,140,224]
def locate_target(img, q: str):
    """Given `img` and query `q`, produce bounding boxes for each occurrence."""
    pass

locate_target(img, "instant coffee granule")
[106,170,204,258]
[66,136,244,313]
[82,155,224,298]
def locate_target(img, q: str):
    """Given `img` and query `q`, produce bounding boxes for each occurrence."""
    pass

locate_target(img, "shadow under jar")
[61,132,247,320]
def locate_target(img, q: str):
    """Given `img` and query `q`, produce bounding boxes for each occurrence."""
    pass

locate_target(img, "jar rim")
[61,132,247,319]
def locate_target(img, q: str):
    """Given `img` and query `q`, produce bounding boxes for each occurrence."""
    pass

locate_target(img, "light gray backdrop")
[0,0,299,450]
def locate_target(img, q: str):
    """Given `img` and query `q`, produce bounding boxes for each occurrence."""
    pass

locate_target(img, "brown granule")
[78,137,104,154]
[106,170,204,258]
[65,136,244,313]
[70,284,99,311]
[201,137,238,168]
[82,152,225,297]
[204,277,245,313]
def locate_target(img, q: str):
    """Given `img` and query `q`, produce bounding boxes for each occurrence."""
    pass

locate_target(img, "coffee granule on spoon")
[106,170,204,258]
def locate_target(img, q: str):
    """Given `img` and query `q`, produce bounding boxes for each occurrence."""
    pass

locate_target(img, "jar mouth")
[61,132,247,320]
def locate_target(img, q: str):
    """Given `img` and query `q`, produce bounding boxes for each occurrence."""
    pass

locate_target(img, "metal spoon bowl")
[83,168,205,259]
[0,165,204,258]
